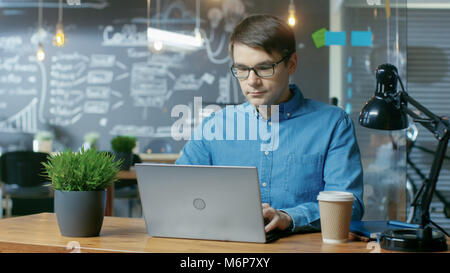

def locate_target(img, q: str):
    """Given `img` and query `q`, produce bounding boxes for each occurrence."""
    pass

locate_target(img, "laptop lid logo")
[193,198,206,210]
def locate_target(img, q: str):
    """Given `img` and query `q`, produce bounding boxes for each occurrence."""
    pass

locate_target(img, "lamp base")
[380,228,448,252]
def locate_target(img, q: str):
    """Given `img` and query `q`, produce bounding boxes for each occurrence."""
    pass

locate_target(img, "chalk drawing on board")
[0,57,38,72]
[148,53,186,69]
[109,125,172,138]
[156,126,172,136]
[114,72,130,81]
[12,63,38,73]
[28,76,37,83]
[87,70,114,84]
[86,86,110,99]
[52,52,89,63]
[49,89,84,106]
[127,48,151,59]
[202,0,246,65]
[49,113,83,127]
[8,88,37,96]
[84,101,109,114]
[130,63,167,96]
[129,61,177,119]
[50,70,86,81]
[222,0,246,33]
[173,74,200,91]
[90,54,116,67]
[111,90,123,98]
[173,73,215,91]
[0,36,23,52]
[47,86,85,126]
[51,62,87,77]
[0,74,22,84]
[50,77,87,88]
[115,61,127,70]
[102,24,147,47]
[111,100,124,110]
[49,105,83,117]
[99,118,108,127]
[0,98,38,133]
[216,74,231,104]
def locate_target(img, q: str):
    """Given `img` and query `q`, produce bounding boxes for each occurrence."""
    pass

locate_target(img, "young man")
[176,15,364,234]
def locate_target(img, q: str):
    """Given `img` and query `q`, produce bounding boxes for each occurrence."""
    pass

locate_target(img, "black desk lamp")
[359,63,449,252]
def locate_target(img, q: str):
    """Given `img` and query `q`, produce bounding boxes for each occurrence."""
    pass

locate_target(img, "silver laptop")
[135,163,269,243]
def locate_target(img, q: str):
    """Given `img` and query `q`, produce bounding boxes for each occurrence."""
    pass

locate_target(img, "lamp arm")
[398,77,450,139]
[400,92,449,137]
[397,77,450,227]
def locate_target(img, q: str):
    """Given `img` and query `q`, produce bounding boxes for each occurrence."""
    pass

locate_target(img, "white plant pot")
[33,139,53,153]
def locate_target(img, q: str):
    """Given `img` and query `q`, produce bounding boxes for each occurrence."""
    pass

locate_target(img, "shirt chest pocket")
[284,153,324,196]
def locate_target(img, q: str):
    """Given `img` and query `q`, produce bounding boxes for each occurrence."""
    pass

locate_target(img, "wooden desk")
[117,167,137,180]
[0,213,448,253]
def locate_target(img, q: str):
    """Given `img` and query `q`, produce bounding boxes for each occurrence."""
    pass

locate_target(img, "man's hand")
[262,203,293,233]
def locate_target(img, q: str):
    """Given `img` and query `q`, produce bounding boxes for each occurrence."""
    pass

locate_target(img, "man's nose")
[247,69,261,86]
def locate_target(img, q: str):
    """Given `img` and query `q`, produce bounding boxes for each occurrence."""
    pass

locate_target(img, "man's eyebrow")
[233,59,275,67]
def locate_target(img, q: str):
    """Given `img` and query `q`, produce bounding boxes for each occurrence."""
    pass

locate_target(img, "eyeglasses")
[230,53,292,80]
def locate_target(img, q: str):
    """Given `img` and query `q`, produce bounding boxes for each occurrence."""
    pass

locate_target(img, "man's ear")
[287,52,298,75]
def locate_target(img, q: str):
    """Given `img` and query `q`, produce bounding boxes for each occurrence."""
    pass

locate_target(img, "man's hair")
[229,14,296,62]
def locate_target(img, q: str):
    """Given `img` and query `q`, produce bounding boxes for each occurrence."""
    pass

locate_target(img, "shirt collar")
[279,84,304,114]
[241,84,305,119]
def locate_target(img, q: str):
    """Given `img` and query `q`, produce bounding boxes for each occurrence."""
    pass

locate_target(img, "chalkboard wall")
[0,0,329,153]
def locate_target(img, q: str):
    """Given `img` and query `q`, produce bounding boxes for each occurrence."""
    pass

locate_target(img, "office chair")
[114,154,142,217]
[0,151,53,217]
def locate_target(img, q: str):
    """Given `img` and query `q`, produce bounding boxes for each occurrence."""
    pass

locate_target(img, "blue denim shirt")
[176,84,364,233]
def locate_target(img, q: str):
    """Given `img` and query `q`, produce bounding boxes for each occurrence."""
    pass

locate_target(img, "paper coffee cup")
[317,191,354,244]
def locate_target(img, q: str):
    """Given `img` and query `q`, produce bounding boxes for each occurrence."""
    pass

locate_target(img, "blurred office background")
[0,0,448,233]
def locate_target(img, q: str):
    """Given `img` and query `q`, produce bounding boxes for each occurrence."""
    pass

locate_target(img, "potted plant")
[42,148,120,237]
[110,135,136,170]
[82,131,100,150]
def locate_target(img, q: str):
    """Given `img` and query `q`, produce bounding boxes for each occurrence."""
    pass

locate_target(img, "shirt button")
[268,122,272,126]
[264,151,269,156]
[262,182,267,187]
[287,113,291,117]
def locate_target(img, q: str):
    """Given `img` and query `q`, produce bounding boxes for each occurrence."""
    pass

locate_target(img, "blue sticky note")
[347,72,352,83]
[351,31,372,47]
[325,31,346,46]
[345,103,352,114]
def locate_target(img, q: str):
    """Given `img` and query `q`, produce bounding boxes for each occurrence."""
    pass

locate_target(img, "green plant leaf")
[42,148,121,191]
[111,135,136,153]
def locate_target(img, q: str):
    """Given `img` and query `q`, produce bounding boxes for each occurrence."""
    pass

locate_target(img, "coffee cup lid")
[317,191,354,202]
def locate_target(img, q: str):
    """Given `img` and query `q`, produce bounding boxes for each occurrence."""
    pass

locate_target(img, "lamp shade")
[359,63,409,130]
[359,95,408,130]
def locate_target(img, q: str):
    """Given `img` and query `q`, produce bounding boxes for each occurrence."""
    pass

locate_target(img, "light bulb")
[54,23,65,47]
[287,0,296,27]
[288,15,296,26]
[153,40,164,51]
[36,43,45,62]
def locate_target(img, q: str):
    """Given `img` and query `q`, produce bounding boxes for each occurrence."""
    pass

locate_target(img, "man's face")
[232,43,297,107]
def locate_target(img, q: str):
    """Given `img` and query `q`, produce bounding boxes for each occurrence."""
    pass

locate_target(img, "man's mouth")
[248,91,266,96]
